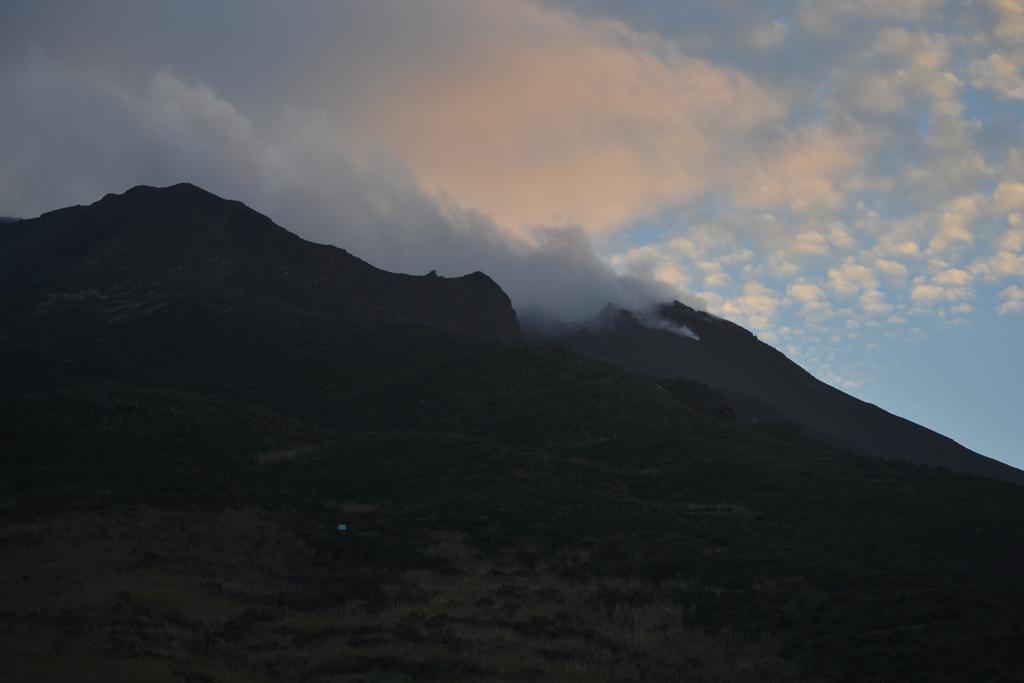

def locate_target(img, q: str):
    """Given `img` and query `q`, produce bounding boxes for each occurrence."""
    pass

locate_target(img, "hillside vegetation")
[3,186,1023,681]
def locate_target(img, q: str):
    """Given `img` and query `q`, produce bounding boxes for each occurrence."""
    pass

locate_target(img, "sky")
[1,1,1022,468]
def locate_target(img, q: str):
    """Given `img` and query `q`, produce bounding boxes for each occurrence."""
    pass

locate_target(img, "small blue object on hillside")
[337,523,348,532]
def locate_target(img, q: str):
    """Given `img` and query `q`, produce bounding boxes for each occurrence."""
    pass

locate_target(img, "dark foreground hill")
[525,302,1024,486]
[2,185,1024,682]
[0,183,519,346]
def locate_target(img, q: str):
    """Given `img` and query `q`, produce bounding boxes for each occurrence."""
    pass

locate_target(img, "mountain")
[0,216,20,224]
[0,183,519,343]
[3,184,1024,682]
[526,301,1024,485]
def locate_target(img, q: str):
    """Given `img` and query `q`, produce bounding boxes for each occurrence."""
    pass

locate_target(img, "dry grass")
[0,507,804,682]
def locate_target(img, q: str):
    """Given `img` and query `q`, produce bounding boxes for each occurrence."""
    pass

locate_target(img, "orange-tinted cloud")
[341,0,859,233]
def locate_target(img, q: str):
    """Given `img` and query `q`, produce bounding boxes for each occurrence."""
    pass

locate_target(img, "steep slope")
[528,301,1024,485]
[0,183,520,343]
[4,186,1024,681]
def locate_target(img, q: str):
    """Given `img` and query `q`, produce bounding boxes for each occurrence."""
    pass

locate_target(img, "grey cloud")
[0,55,670,321]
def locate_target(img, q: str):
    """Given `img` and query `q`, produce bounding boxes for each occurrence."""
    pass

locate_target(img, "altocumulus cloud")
[1,0,1023,350]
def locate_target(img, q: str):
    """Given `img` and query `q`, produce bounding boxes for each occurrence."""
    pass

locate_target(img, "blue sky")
[1,0,1022,467]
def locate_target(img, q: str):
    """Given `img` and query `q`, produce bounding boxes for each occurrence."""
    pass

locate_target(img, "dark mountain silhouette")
[4,184,1024,681]
[526,301,1024,485]
[0,183,520,343]
[0,216,20,224]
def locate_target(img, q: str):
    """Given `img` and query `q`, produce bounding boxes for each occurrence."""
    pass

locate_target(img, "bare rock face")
[0,183,520,343]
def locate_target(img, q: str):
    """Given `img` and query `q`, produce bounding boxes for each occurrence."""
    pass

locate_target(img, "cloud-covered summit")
[1,0,1023,460]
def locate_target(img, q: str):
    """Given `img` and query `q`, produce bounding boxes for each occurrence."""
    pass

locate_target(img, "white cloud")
[832,28,956,113]
[653,263,691,288]
[829,224,859,249]
[997,284,1024,314]
[826,28,992,205]
[727,126,863,215]
[933,268,973,285]
[788,282,834,319]
[928,194,981,254]
[799,0,944,33]
[791,230,831,255]
[720,248,754,266]
[878,237,922,258]
[994,181,1024,211]
[969,52,1024,99]
[971,250,1024,280]
[732,282,783,315]
[828,260,879,295]
[789,282,827,303]
[696,260,731,288]
[1000,229,1024,251]
[990,0,1024,46]
[876,258,910,280]
[911,283,973,303]
[668,237,700,259]
[716,281,783,331]
[860,289,895,315]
